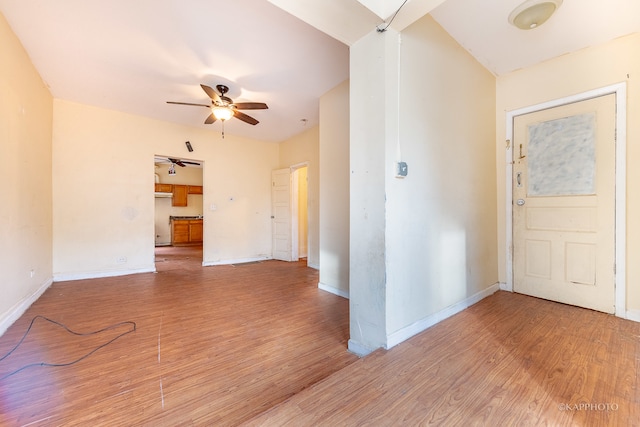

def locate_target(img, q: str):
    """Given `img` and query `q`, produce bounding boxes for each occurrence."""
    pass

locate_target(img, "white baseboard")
[307,262,319,270]
[626,309,640,322]
[318,282,349,299]
[203,256,271,267]
[386,283,501,350]
[54,267,155,282]
[0,278,53,337]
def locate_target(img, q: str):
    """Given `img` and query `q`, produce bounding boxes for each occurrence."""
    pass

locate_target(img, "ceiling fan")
[167,84,268,127]
[167,158,200,167]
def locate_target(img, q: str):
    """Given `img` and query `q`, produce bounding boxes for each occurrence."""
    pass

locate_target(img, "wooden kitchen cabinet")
[188,185,203,194]
[172,220,190,244]
[189,220,203,242]
[155,183,173,193]
[171,218,203,245]
[172,184,188,206]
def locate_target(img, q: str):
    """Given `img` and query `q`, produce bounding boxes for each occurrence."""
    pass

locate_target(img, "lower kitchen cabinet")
[171,218,203,245]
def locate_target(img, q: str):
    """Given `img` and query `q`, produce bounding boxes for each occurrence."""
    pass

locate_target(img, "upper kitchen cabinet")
[172,184,188,207]
[188,185,203,195]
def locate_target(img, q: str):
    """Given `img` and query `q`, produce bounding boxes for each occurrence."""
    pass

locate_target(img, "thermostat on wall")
[396,161,408,178]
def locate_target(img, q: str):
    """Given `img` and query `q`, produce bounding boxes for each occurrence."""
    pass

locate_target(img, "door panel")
[272,168,292,261]
[513,94,616,313]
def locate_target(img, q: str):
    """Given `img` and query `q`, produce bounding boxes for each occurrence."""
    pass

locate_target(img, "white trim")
[290,161,310,170]
[0,278,53,337]
[614,84,627,318]
[626,310,640,323]
[54,267,155,282]
[504,82,627,317]
[385,283,501,350]
[307,262,320,270]
[318,282,349,299]
[203,256,271,266]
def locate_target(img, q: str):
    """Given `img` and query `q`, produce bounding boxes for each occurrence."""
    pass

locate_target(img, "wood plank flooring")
[246,291,640,426]
[0,247,357,426]
[2,247,639,426]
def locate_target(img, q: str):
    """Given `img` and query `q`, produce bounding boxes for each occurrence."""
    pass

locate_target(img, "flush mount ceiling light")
[508,0,562,30]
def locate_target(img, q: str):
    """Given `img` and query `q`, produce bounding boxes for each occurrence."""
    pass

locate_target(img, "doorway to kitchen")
[154,155,204,268]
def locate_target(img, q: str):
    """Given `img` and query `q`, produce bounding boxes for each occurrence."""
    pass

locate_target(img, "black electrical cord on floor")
[0,315,136,381]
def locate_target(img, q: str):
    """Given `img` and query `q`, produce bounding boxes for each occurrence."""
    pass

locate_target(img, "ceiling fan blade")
[167,101,211,108]
[233,110,259,125]
[201,84,222,104]
[181,161,201,165]
[204,113,217,124]
[168,158,186,167]
[233,102,268,110]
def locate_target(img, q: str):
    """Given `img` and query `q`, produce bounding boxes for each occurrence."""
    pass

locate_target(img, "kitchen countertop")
[170,215,203,220]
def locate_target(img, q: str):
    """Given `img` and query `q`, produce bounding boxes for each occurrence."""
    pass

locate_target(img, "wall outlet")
[116,256,127,264]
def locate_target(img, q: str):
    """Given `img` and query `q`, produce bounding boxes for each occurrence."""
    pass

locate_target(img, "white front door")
[513,94,616,313]
[272,168,292,261]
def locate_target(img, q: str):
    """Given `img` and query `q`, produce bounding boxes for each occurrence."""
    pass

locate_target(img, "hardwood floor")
[246,291,640,427]
[0,247,357,426]
[2,249,639,426]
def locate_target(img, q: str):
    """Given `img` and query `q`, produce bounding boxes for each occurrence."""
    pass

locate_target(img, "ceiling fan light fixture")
[508,0,562,30]
[212,106,233,121]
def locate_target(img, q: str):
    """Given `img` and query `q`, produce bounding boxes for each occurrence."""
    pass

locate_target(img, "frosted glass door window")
[527,113,596,196]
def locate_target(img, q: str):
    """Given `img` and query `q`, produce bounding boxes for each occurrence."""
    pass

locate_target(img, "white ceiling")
[430,0,640,76]
[0,0,349,142]
[1,0,638,142]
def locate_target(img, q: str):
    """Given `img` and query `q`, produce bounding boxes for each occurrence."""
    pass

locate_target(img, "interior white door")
[513,94,616,313]
[272,168,292,261]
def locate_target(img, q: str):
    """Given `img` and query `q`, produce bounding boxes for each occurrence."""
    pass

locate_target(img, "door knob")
[516,199,525,206]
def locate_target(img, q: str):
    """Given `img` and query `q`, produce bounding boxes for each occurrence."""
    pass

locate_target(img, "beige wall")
[349,15,498,353]
[0,13,53,334]
[156,162,203,185]
[386,15,498,335]
[496,33,640,318]
[319,80,350,297]
[278,125,320,267]
[53,100,279,279]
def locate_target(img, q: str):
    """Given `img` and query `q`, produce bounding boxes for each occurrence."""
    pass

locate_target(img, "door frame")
[290,162,309,262]
[503,82,627,318]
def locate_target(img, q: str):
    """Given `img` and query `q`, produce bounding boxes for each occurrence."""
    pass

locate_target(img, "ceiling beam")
[381,0,448,32]
[268,0,448,45]
[268,0,380,46]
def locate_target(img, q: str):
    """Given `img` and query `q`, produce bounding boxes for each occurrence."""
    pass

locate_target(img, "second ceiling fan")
[167,84,268,126]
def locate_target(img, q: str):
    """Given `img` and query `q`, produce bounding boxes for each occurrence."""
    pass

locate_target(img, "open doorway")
[154,156,204,266]
[292,164,309,261]
[271,163,309,263]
